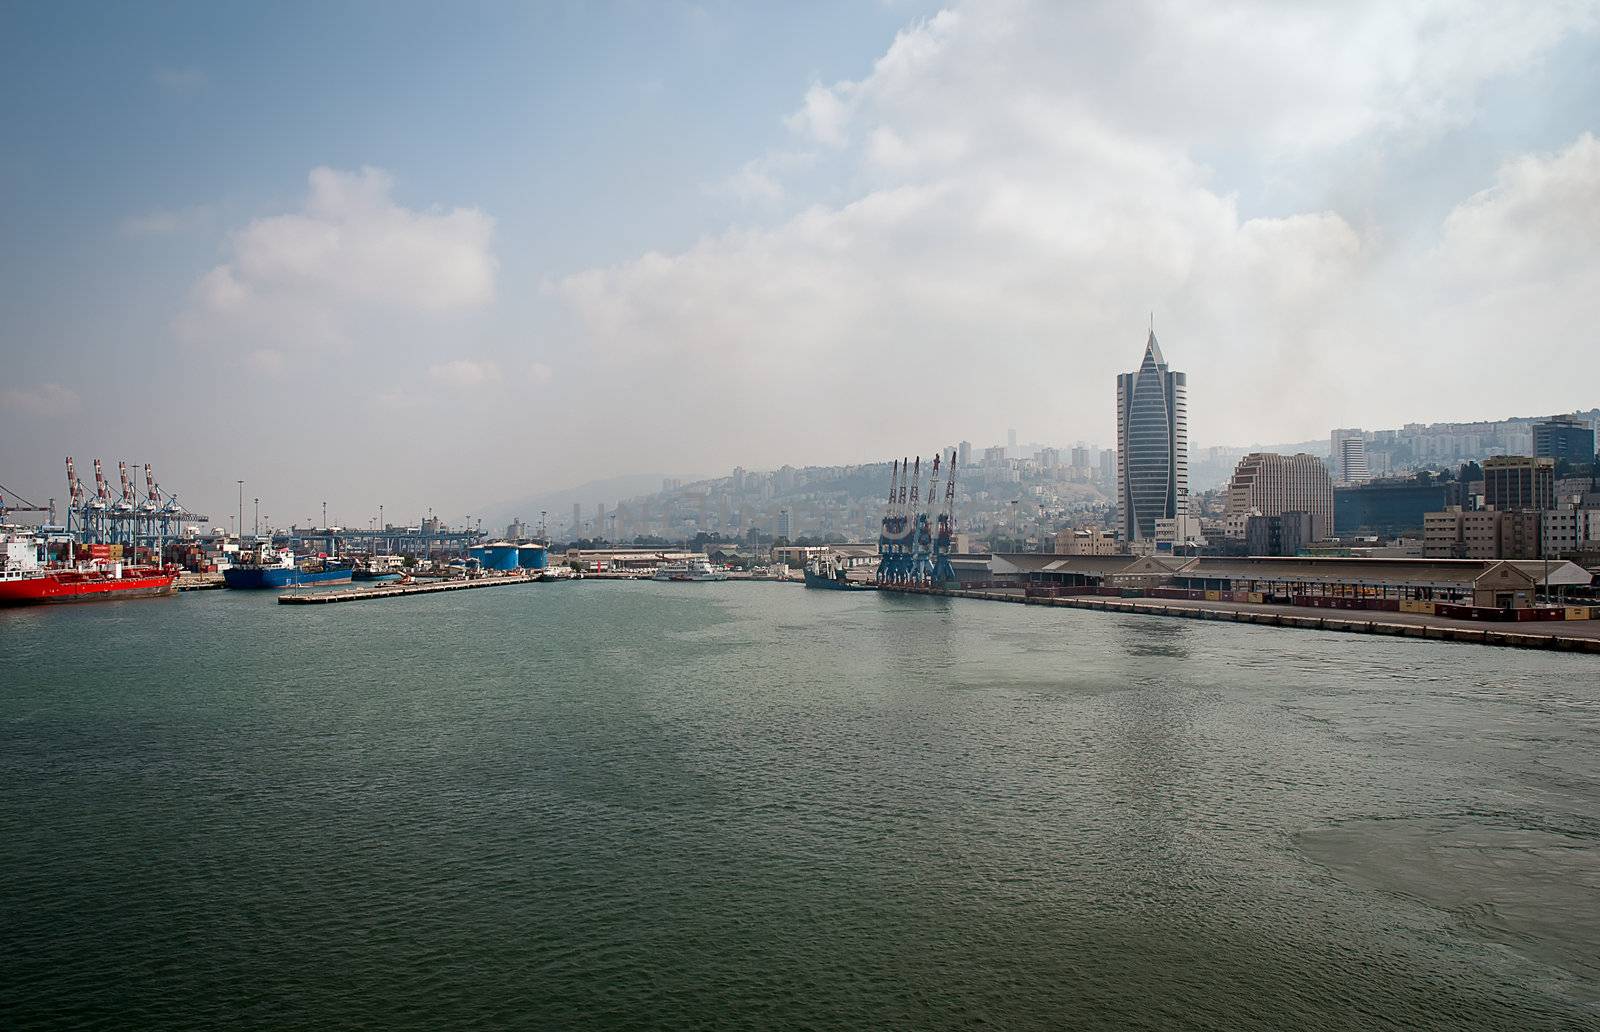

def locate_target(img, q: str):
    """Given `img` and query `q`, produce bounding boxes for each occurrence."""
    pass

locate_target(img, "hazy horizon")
[4,1,1599,525]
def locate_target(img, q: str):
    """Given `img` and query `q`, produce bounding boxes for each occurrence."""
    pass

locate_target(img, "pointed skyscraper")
[1115,329,1188,543]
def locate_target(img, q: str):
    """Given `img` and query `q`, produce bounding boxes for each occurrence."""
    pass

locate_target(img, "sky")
[2,0,1598,527]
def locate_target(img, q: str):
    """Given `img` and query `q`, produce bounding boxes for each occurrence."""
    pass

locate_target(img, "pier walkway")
[278,574,542,605]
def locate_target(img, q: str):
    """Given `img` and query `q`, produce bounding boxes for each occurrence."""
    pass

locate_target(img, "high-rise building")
[1338,437,1370,484]
[1225,453,1335,540]
[596,503,606,538]
[1099,449,1116,487]
[1007,428,1018,451]
[1115,331,1187,542]
[571,503,582,537]
[777,508,793,540]
[958,440,972,467]
[1483,456,1554,511]
[1533,415,1596,462]
[1329,428,1364,479]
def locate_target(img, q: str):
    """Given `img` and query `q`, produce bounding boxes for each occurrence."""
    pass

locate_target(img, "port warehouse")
[989,553,1597,618]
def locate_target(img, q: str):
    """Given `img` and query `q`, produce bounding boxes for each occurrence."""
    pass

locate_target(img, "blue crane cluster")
[61,456,206,551]
[877,449,958,585]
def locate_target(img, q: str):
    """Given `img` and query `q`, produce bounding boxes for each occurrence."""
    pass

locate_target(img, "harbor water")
[2,582,1597,1029]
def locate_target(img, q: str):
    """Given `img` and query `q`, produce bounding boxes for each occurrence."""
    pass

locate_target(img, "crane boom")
[944,448,957,515]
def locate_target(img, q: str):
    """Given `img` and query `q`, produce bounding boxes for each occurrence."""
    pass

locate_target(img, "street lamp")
[237,480,243,542]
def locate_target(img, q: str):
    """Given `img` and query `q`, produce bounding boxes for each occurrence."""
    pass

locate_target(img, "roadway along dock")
[878,584,1600,654]
[278,574,542,605]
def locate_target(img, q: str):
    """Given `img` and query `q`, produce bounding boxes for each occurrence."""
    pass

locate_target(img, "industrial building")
[991,553,1592,609]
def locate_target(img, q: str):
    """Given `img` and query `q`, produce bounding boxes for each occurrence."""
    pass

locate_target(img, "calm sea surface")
[2,582,1598,1030]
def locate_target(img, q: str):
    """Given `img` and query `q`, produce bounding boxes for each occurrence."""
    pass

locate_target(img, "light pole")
[237,480,243,542]
[254,498,259,538]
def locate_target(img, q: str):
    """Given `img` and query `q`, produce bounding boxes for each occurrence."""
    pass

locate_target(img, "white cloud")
[785,82,856,148]
[1438,132,1600,283]
[551,0,1600,462]
[1,383,82,418]
[176,167,496,357]
[713,150,817,204]
[429,359,499,388]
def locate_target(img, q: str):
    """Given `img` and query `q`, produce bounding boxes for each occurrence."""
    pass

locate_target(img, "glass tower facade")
[1116,332,1187,542]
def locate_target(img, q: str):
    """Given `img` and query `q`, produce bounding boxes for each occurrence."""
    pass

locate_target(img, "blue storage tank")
[518,544,549,570]
[479,542,520,571]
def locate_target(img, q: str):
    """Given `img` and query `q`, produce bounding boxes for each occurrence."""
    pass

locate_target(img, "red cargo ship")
[0,530,178,606]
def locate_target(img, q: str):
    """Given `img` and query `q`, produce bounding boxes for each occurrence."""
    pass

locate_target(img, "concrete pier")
[278,574,542,605]
[878,585,1600,654]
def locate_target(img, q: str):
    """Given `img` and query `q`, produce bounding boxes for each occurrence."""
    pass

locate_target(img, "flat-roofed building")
[1054,527,1120,554]
[1335,478,1453,536]
[1533,415,1595,462]
[1424,508,1543,560]
[1483,456,1555,511]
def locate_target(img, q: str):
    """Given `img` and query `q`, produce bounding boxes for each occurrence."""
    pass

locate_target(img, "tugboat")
[803,555,873,590]
[223,542,355,589]
[0,528,178,605]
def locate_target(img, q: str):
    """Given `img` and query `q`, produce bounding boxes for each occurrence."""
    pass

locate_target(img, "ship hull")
[223,566,354,589]
[0,570,178,606]
[803,569,872,590]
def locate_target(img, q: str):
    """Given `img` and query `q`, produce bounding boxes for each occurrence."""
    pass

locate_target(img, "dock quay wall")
[883,585,1600,654]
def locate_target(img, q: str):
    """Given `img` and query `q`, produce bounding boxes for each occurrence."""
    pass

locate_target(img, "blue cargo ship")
[223,544,355,589]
